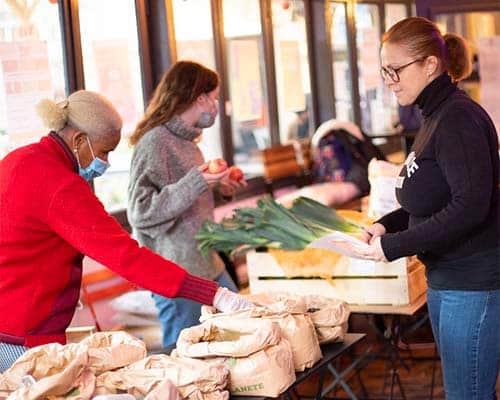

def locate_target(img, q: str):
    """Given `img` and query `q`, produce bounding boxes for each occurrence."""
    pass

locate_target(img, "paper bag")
[200,301,322,372]
[95,354,229,400]
[197,338,295,397]
[0,332,146,399]
[367,159,402,219]
[176,319,281,358]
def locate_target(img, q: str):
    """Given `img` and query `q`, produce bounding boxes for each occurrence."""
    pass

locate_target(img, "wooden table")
[349,293,432,400]
[349,293,427,316]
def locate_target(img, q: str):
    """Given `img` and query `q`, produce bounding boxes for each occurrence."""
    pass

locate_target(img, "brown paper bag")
[175,318,295,397]
[95,354,229,400]
[0,331,147,399]
[200,299,323,371]
[9,369,95,400]
[315,326,346,344]
[303,295,350,344]
[244,292,308,314]
[80,331,147,374]
[144,379,182,400]
[0,343,92,399]
[200,338,295,397]
[176,319,281,358]
[2,343,95,400]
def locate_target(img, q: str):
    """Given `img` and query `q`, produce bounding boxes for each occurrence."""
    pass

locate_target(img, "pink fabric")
[213,187,297,222]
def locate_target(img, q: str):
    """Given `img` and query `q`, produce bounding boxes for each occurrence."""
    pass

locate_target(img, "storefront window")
[271,0,312,143]
[172,0,222,161]
[356,3,396,135]
[385,3,408,32]
[0,1,66,159]
[223,0,269,176]
[384,4,409,135]
[436,11,500,135]
[329,2,353,122]
[78,0,144,211]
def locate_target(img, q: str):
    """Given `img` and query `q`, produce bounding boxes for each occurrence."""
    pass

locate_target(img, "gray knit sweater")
[127,117,225,280]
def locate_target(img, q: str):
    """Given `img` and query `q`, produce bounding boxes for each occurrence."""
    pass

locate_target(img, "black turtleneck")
[379,73,499,290]
[414,73,457,117]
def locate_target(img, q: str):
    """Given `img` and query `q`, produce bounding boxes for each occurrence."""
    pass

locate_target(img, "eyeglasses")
[380,58,425,82]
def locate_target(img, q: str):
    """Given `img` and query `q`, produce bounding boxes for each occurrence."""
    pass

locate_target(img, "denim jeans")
[0,343,28,373]
[427,287,500,400]
[152,270,238,347]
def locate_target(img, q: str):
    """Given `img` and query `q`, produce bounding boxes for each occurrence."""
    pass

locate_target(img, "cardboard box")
[66,325,95,343]
[247,249,426,305]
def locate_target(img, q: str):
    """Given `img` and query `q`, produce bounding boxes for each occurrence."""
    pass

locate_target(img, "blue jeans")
[0,343,28,373]
[152,270,238,347]
[427,288,500,400]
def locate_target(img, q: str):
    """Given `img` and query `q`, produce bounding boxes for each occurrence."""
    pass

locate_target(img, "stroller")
[276,119,385,208]
[310,119,386,197]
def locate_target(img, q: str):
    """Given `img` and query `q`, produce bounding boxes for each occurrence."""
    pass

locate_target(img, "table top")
[348,292,427,316]
[231,332,366,400]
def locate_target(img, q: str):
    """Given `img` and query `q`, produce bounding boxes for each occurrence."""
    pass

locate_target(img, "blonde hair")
[36,90,123,139]
[382,17,472,82]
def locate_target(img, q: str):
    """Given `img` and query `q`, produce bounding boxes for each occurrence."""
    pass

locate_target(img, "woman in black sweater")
[356,17,499,400]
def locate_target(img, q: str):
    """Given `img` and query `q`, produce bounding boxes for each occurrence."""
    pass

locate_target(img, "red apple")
[228,166,244,181]
[207,158,228,174]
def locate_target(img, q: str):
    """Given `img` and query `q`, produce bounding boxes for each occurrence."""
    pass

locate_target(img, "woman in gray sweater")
[128,61,245,347]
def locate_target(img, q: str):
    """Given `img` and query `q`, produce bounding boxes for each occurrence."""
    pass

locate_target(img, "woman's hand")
[360,222,386,244]
[198,162,247,196]
[356,236,388,262]
[218,174,247,197]
[342,223,388,262]
[198,162,228,185]
[213,287,254,313]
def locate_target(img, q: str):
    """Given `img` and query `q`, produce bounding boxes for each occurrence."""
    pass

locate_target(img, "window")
[78,0,144,211]
[0,0,420,197]
[0,1,65,158]
[384,3,410,133]
[329,2,353,122]
[271,0,312,143]
[172,0,223,161]
[355,3,399,136]
[435,11,500,133]
[223,0,270,176]
[385,3,408,31]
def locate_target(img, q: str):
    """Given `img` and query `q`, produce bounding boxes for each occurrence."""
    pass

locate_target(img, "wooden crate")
[66,325,95,343]
[247,249,427,305]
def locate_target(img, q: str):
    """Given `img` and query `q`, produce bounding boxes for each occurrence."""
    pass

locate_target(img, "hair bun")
[444,33,472,82]
[36,98,69,131]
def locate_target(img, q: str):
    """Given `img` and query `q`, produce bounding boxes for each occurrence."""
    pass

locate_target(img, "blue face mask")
[79,157,110,181]
[196,111,216,129]
[195,94,218,129]
[75,136,110,181]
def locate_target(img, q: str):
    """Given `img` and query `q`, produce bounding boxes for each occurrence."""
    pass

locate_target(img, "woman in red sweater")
[0,90,251,372]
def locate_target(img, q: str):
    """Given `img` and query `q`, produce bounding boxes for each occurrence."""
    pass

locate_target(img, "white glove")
[213,287,254,313]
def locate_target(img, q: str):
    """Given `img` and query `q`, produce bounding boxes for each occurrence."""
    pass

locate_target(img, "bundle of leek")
[196,196,366,258]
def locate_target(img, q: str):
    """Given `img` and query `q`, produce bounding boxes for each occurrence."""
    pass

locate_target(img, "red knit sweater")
[0,133,217,347]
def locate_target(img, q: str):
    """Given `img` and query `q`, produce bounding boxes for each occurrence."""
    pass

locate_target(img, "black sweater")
[379,73,499,290]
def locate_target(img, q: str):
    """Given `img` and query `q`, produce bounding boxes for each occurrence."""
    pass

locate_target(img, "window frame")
[14,0,416,211]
